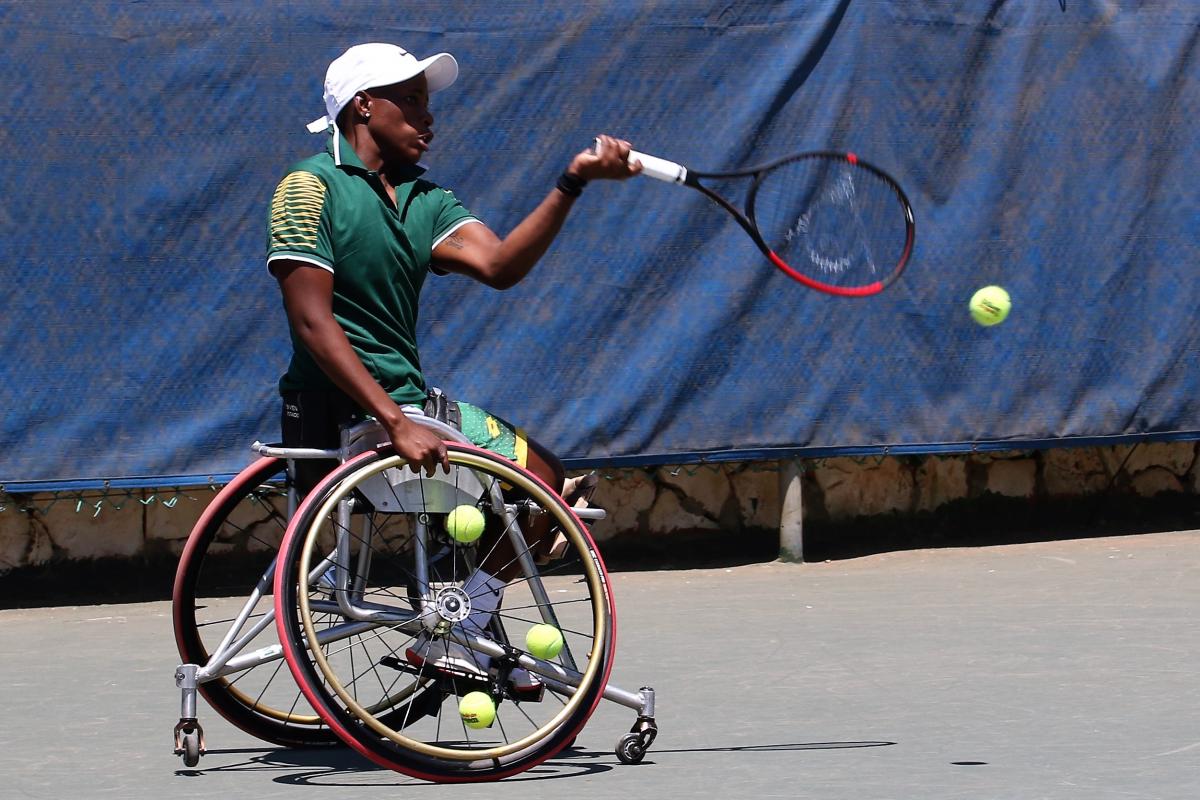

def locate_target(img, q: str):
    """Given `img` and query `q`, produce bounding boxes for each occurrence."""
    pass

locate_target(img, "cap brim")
[418,53,458,93]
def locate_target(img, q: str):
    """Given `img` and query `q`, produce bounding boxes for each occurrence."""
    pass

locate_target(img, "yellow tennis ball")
[445,505,485,544]
[969,285,1011,326]
[459,691,495,729]
[525,624,564,660]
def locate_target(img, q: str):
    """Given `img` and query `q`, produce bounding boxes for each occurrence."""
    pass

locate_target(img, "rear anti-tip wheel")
[174,720,204,768]
[181,731,201,767]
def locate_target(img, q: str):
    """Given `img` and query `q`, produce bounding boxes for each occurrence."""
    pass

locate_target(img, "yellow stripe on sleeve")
[270,172,326,251]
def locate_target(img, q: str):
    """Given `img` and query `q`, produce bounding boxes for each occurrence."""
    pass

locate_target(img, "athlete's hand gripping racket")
[619,144,915,296]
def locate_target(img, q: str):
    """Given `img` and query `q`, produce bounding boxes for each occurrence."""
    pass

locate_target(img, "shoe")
[406,633,490,680]
[535,474,600,567]
[316,565,337,591]
[562,472,599,508]
[535,532,570,566]
[407,635,548,700]
[504,668,545,702]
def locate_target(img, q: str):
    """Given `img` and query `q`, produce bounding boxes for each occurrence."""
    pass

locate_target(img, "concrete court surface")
[0,530,1197,800]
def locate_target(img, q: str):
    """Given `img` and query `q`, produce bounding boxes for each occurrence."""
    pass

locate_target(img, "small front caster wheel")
[180,730,201,767]
[615,732,645,764]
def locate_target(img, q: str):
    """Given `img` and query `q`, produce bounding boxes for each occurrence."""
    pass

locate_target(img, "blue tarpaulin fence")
[1,1,1197,491]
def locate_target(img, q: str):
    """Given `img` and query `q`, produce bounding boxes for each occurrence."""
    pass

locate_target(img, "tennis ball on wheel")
[445,505,485,544]
[969,285,1011,326]
[459,691,496,729]
[525,624,564,660]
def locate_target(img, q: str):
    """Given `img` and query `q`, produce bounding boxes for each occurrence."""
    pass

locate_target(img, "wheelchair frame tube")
[208,618,382,679]
[204,560,276,672]
[500,506,579,673]
[199,550,343,681]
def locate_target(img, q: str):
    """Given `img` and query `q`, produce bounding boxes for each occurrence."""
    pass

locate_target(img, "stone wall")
[1,442,1197,573]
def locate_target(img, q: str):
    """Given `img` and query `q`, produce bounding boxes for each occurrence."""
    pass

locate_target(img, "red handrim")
[271,442,618,782]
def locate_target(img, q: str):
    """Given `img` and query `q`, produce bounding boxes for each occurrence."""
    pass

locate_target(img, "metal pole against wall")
[778,460,804,562]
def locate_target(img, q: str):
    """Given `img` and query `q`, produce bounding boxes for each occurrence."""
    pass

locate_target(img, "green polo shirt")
[267,134,479,405]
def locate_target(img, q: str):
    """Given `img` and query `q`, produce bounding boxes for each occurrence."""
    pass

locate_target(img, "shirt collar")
[327,130,428,180]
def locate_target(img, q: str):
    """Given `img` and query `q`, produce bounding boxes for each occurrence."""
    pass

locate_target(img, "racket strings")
[753,158,907,289]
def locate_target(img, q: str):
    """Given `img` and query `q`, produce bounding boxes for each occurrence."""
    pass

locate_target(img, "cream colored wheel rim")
[295,451,609,762]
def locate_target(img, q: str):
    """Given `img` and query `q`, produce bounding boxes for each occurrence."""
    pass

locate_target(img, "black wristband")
[556,171,587,197]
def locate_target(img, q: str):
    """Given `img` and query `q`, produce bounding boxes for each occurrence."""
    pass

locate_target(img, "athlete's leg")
[479,437,564,581]
[408,398,575,689]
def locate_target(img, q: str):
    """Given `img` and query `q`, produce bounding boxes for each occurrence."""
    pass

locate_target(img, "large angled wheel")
[273,443,616,782]
[172,457,338,747]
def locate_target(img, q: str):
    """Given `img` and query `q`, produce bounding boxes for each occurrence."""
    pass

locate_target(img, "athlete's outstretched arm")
[432,135,641,289]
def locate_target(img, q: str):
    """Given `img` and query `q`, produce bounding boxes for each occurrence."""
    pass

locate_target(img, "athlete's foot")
[406,632,490,679]
[562,472,600,508]
[505,667,545,702]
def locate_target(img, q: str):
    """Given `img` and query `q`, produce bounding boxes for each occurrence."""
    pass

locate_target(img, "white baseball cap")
[306,43,459,134]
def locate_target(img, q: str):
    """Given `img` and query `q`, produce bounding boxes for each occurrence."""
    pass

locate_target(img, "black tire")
[615,732,645,764]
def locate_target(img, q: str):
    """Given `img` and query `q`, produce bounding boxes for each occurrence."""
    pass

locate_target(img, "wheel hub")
[433,585,471,624]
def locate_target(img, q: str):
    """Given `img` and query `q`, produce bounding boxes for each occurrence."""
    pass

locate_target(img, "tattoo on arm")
[443,232,466,250]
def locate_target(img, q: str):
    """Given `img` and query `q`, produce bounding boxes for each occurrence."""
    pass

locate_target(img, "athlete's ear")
[350,91,372,122]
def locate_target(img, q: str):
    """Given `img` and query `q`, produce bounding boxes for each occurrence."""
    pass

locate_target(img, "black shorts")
[280,389,363,499]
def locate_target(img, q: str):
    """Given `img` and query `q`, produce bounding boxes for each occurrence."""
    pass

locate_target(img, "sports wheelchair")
[171,410,657,781]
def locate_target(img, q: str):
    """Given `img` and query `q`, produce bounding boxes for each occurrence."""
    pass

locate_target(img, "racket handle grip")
[627,149,688,184]
[590,138,687,184]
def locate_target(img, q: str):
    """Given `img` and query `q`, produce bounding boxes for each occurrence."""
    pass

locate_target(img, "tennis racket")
[621,145,914,296]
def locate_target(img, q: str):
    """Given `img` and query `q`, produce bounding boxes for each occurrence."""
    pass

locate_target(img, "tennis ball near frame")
[969,285,1011,326]
[445,505,485,544]
[525,624,564,660]
[459,691,496,729]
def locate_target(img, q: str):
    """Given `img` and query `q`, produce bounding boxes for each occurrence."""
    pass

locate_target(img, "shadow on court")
[178,738,896,785]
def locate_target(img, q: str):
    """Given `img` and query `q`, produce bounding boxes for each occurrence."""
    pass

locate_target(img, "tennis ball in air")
[525,624,564,660]
[445,505,485,544]
[969,285,1011,326]
[459,691,496,729]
